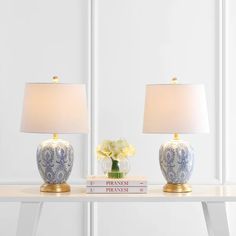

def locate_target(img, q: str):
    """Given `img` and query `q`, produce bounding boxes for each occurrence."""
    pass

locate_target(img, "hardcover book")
[86,186,147,194]
[86,176,147,187]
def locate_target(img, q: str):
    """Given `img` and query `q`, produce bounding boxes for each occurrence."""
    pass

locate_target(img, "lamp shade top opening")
[143,84,209,134]
[21,83,89,134]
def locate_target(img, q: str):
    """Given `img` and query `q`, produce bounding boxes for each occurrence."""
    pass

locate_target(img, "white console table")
[0,185,234,236]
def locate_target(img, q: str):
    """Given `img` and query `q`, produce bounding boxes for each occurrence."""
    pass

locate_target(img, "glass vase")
[101,158,130,179]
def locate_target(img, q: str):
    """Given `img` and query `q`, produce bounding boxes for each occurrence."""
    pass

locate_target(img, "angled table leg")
[202,202,230,236]
[16,202,42,236]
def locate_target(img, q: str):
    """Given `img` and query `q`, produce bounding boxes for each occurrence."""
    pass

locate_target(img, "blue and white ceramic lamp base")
[159,136,194,193]
[37,138,74,193]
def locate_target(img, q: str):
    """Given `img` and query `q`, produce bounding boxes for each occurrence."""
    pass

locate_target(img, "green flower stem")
[108,158,124,179]
[111,158,120,172]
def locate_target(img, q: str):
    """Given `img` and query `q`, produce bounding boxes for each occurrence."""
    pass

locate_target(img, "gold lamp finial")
[52,76,59,83]
[171,77,178,84]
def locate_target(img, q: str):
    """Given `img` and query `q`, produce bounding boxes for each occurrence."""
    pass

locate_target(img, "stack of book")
[86,176,147,194]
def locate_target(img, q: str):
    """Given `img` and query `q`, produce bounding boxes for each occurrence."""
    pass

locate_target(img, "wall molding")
[213,0,226,184]
[87,0,98,236]
[220,0,236,184]
[220,0,227,184]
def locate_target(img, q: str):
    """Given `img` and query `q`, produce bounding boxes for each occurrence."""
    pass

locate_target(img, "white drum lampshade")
[21,83,88,134]
[143,84,209,134]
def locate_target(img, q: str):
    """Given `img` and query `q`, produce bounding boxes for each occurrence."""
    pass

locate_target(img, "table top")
[0,185,236,202]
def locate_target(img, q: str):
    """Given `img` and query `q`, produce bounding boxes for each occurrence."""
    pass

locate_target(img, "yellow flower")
[96,140,113,159]
[96,139,136,160]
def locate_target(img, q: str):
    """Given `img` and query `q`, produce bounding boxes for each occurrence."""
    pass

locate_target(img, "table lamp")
[21,76,88,193]
[143,78,209,193]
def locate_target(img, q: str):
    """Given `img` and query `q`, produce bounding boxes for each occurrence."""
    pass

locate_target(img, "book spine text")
[86,186,147,194]
[87,180,147,187]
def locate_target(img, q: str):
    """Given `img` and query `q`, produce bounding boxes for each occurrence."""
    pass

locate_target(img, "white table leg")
[202,202,230,236]
[16,202,42,236]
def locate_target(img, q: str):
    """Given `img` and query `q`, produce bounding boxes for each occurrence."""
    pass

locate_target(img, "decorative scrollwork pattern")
[37,139,74,184]
[159,140,194,184]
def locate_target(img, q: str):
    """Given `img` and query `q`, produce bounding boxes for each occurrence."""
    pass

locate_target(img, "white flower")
[96,139,136,160]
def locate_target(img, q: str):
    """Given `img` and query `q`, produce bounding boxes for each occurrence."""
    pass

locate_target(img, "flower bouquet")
[96,139,135,178]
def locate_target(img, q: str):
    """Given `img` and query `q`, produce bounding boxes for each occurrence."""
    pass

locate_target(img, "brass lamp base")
[40,183,71,193]
[163,183,192,193]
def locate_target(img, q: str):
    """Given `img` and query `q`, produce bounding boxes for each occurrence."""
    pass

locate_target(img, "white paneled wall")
[94,0,219,235]
[225,0,236,235]
[0,0,90,183]
[0,0,89,235]
[94,0,220,184]
[97,202,207,236]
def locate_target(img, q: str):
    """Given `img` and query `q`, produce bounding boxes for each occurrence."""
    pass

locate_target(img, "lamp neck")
[52,76,59,83]
[171,77,178,84]
[53,133,59,140]
[173,133,180,140]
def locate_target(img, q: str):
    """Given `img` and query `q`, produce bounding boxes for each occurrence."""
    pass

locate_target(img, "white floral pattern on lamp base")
[159,139,194,184]
[37,139,74,184]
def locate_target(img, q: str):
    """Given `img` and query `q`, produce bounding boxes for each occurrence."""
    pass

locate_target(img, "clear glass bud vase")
[101,158,130,179]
